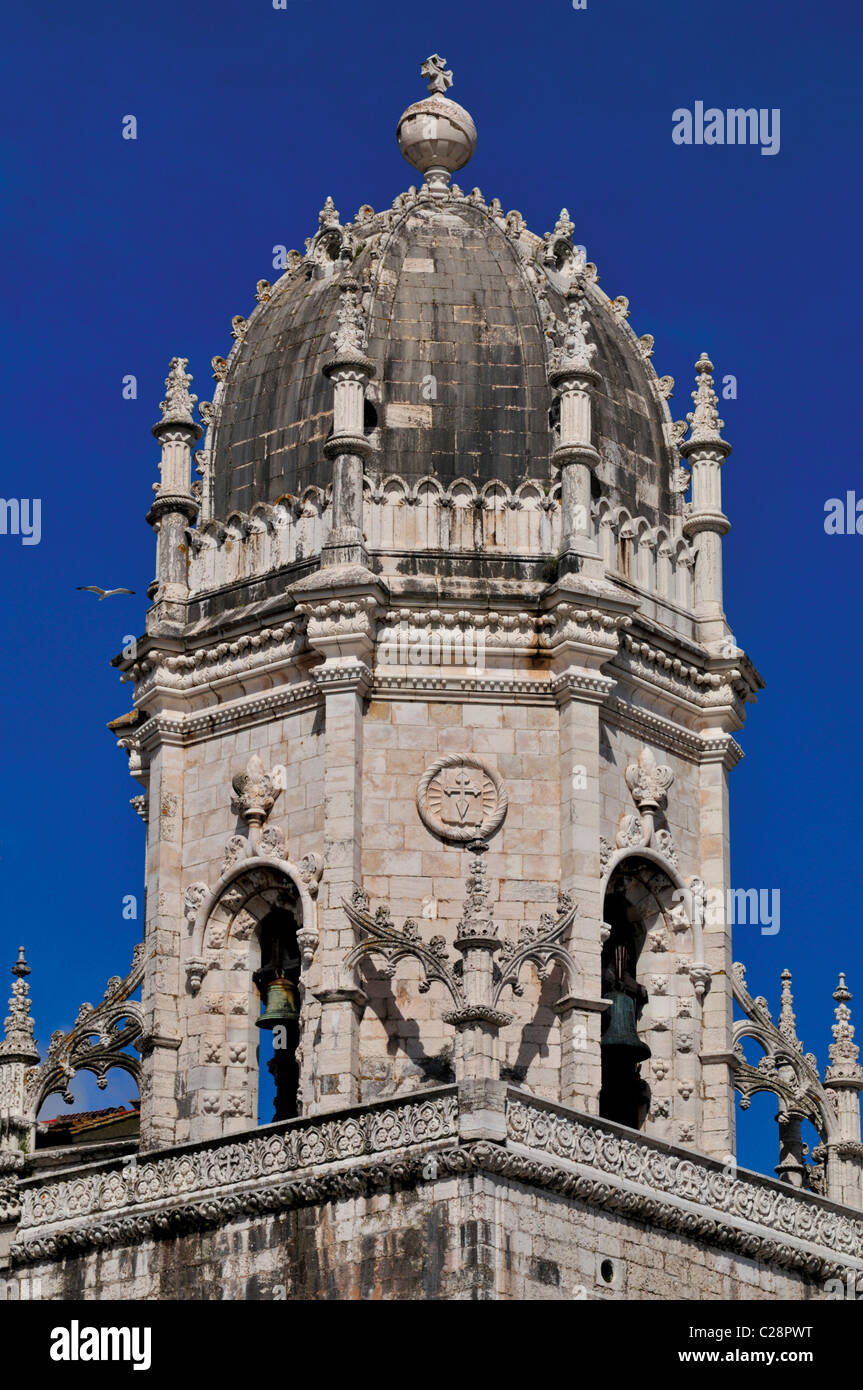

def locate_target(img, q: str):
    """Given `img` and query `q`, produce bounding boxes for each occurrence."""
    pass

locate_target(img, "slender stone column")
[823,974,863,1210]
[322,278,375,567]
[0,950,40,1169]
[444,844,510,1083]
[146,358,201,634]
[548,279,603,580]
[680,354,731,648]
[775,1109,808,1189]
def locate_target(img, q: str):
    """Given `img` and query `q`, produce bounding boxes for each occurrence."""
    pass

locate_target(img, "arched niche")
[600,852,701,1144]
[185,857,319,1134]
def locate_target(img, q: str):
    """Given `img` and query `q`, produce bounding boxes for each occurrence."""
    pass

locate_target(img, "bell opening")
[599,872,652,1131]
[254,904,302,1124]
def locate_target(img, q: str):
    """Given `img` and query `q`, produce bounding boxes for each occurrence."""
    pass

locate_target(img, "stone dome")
[202,58,680,546]
[206,196,678,528]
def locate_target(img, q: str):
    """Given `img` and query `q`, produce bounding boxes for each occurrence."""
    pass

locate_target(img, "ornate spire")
[156,357,198,428]
[684,352,727,448]
[826,973,863,1082]
[421,53,452,95]
[550,279,597,376]
[778,968,799,1044]
[553,208,575,242]
[0,947,39,1061]
[455,844,498,941]
[318,196,340,230]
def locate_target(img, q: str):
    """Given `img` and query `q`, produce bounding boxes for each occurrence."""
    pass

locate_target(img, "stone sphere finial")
[397,55,477,196]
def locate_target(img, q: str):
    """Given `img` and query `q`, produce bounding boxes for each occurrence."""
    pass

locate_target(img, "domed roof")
[204,67,679,534]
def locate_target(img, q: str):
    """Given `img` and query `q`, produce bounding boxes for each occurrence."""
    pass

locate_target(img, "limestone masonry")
[1,57,860,1301]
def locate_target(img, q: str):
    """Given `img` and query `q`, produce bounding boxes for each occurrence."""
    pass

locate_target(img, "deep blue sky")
[1,0,860,1172]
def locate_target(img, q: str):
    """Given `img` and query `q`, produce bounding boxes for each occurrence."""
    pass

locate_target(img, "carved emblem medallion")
[416,755,508,844]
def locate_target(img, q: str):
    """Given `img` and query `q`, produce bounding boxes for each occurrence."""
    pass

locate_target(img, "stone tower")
[5,58,863,1301]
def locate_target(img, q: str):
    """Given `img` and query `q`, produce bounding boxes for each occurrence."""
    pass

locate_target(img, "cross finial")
[421,54,453,95]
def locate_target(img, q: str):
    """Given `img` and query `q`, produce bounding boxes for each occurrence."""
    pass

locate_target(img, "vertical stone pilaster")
[697,749,735,1160]
[139,742,184,1151]
[556,998,607,1111]
[313,679,368,1110]
[545,578,635,1113]
[292,565,388,1113]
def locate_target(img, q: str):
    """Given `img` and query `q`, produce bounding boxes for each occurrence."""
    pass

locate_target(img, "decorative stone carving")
[258,825,288,861]
[549,278,597,376]
[157,357,197,425]
[614,811,645,850]
[826,974,863,1083]
[625,745,674,824]
[416,754,508,845]
[0,949,40,1063]
[186,958,209,996]
[329,276,368,359]
[184,882,209,929]
[685,352,725,445]
[230,754,282,830]
[22,946,144,1118]
[344,861,577,1070]
[731,962,836,1193]
[298,853,324,900]
[12,1090,459,1261]
[221,834,252,875]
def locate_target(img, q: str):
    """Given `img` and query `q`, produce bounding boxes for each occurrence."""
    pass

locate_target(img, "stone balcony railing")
[9,1085,863,1281]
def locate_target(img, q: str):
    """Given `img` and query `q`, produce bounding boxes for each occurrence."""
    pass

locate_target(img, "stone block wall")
[358,696,562,1103]
[7,1174,828,1302]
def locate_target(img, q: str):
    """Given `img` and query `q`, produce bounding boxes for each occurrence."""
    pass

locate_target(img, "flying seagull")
[76,586,136,600]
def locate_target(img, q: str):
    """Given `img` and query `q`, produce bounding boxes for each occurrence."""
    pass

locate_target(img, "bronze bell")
[256,974,300,1029]
[601,989,650,1062]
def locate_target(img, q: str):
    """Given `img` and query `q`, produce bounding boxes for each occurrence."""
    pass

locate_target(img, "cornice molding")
[130,682,320,750]
[603,697,744,768]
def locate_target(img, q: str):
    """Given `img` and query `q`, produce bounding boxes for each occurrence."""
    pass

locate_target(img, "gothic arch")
[601,846,704,964]
[183,857,319,1134]
[600,851,705,1143]
[188,856,317,963]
